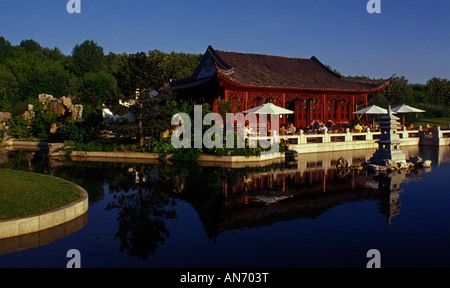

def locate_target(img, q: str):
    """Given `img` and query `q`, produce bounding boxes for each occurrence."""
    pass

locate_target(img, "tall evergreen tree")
[71,40,105,76]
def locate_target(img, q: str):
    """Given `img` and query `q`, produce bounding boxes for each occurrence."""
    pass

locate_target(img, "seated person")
[312,121,320,133]
[280,124,287,135]
[285,123,296,135]
[354,123,363,133]
[244,123,252,137]
[318,123,328,133]
[304,125,312,134]
[326,121,333,133]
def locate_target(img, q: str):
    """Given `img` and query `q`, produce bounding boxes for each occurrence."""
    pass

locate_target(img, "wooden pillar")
[282,92,286,125]
[364,93,368,122]
[245,91,248,111]
[224,88,228,101]
[351,95,355,121]
[323,94,327,124]
[348,97,352,121]
[336,100,341,123]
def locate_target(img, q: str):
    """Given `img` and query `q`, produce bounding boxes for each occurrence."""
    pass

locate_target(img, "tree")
[116,50,201,98]
[71,40,105,76]
[410,84,436,105]
[115,51,166,146]
[0,37,13,65]
[115,50,202,146]
[6,51,72,100]
[426,77,449,106]
[19,39,42,52]
[81,71,120,108]
[116,52,155,99]
[0,66,18,109]
[382,76,412,106]
[160,51,202,82]
[104,52,127,75]
[42,47,65,62]
[368,92,390,108]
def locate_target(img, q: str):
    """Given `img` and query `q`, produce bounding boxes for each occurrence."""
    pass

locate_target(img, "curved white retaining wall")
[52,150,285,164]
[0,183,88,240]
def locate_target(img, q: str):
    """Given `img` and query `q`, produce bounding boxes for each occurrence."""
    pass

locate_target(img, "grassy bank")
[412,117,450,128]
[0,169,82,220]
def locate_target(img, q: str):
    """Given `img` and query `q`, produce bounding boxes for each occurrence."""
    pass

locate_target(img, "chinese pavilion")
[169,46,392,129]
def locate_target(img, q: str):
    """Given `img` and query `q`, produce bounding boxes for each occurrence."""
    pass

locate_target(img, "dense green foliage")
[1,36,448,157]
[369,76,449,115]
[0,36,202,144]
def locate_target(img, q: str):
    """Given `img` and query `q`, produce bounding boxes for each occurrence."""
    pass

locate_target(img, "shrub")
[140,137,176,154]
[7,115,33,140]
[172,148,203,162]
[61,120,89,143]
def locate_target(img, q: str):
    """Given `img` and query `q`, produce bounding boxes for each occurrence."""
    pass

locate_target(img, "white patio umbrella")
[392,104,425,114]
[392,104,425,126]
[352,105,388,115]
[353,105,390,126]
[243,103,294,115]
[243,103,294,135]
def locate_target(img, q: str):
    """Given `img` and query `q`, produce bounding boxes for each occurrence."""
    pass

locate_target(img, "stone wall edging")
[0,182,88,240]
[52,150,285,163]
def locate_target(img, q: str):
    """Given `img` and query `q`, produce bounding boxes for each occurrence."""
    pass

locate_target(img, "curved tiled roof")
[171,46,392,92]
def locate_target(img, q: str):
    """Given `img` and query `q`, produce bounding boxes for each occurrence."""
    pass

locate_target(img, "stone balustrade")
[250,126,450,154]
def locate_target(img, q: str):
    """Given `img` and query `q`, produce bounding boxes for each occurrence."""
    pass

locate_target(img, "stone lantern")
[370,106,406,165]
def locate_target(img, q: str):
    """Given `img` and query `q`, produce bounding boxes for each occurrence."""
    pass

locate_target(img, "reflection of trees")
[51,161,132,204]
[2,150,180,259]
[2,149,439,257]
[105,165,177,260]
[0,150,50,174]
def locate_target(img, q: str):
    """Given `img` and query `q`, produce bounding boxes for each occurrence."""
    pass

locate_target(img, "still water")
[0,146,449,268]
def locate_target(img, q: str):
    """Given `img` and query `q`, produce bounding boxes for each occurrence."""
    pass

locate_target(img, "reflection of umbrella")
[243,103,294,114]
[392,104,425,126]
[353,105,390,126]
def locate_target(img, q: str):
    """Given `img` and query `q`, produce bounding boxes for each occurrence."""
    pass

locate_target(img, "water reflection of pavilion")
[200,148,432,239]
[218,169,379,230]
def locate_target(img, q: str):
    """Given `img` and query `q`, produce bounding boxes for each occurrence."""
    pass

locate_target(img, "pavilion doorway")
[293,98,322,129]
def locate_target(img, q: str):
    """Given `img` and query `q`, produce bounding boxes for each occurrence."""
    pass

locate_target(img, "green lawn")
[0,169,82,220]
[412,118,450,128]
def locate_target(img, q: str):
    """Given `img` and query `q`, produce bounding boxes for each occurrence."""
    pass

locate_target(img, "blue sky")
[0,0,449,84]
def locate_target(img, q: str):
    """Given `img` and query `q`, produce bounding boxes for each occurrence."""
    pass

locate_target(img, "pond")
[0,145,449,269]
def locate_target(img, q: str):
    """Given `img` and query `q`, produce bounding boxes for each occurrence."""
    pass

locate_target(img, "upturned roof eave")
[216,73,390,94]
